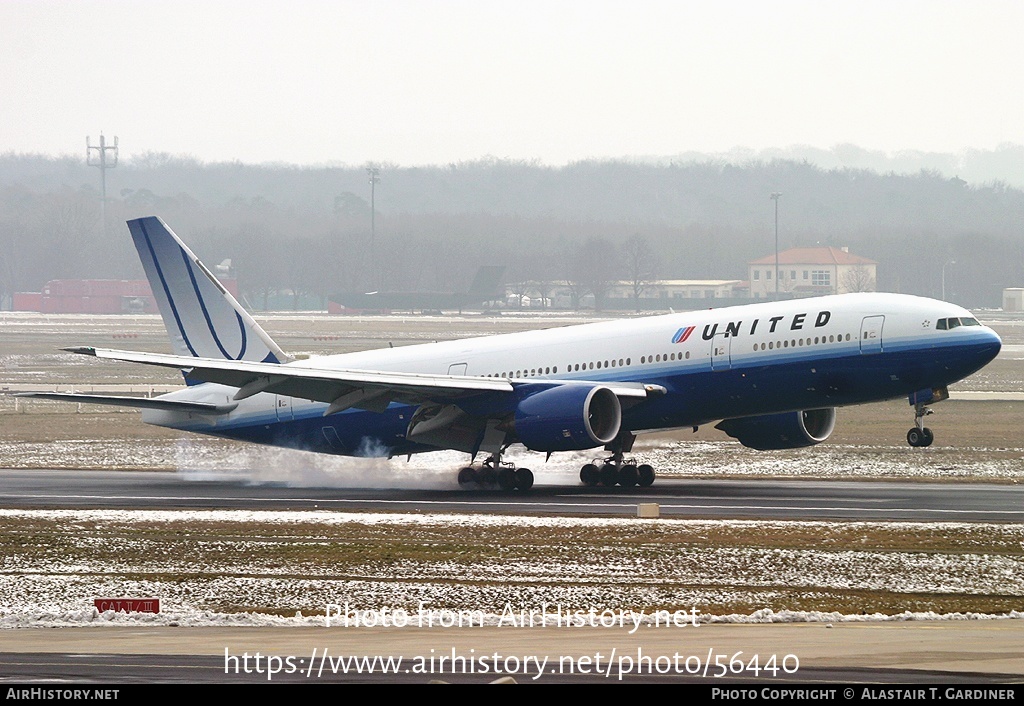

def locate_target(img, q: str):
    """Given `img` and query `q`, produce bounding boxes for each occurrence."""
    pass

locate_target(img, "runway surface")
[2,468,1023,522]
[3,623,1023,683]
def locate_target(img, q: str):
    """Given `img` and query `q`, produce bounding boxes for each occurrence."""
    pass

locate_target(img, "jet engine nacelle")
[715,408,836,450]
[514,385,622,452]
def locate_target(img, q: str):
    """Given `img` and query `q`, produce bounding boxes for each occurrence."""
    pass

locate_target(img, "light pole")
[770,192,782,299]
[366,166,380,289]
[942,259,956,301]
[87,134,118,239]
[366,166,380,244]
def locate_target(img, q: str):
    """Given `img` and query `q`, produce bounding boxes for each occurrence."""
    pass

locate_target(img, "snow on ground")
[2,434,1022,484]
[1,509,1022,628]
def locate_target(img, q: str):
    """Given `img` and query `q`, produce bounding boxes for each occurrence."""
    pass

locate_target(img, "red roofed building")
[13,277,238,314]
[748,247,876,299]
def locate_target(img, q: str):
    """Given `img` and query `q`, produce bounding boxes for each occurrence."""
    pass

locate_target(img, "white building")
[1003,288,1024,312]
[748,247,876,298]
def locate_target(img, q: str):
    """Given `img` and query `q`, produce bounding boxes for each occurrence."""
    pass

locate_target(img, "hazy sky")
[3,0,1022,165]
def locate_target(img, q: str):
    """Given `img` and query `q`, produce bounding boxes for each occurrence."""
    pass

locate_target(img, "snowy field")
[2,509,1022,628]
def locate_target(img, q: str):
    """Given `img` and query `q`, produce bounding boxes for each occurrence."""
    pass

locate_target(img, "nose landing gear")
[906,387,948,447]
[906,409,934,448]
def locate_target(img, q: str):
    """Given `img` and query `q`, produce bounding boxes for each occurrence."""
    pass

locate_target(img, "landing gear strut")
[907,405,934,448]
[579,432,656,489]
[457,451,533,491]
[906,387,948,448]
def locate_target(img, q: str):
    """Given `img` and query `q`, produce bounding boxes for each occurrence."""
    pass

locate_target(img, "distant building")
[748,247,876,298]
[605,279,743,303]
[1003,288,1024,312]
[507,280,744,310]
[13,278,237,314]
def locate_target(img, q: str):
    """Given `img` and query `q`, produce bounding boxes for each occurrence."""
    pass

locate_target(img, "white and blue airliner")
[26,217,1003,491]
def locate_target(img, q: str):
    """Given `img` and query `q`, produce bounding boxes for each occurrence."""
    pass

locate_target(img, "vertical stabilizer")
[128,216,290,364]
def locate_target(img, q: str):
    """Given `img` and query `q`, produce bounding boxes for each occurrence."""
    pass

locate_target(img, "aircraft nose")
[977,328,1002,364]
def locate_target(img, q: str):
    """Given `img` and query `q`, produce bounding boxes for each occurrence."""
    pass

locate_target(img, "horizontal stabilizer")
[16,392,238,414]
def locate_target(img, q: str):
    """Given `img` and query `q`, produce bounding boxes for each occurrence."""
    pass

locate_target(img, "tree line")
[1,153,1022,309]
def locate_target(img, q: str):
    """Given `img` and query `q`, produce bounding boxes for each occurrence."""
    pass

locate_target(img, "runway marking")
[7,493,1024,516]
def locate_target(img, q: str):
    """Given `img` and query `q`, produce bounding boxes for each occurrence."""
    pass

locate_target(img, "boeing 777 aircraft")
[25,217,1002,491]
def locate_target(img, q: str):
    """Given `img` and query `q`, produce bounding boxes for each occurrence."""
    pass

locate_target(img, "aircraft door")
[859,315,884,354]
[711,334,731,371]
[275,394,293,421]
[448,363,468,376]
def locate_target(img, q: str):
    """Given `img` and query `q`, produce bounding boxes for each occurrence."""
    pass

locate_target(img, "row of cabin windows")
[484,350,699,378]
[484,330,865,377]
[641,351,691,363]
[753,333,852,351]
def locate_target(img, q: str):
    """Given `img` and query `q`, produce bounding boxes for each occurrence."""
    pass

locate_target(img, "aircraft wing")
[15,392,238,414]
[66,347,658,415]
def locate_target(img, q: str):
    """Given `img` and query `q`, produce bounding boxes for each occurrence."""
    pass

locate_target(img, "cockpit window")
[937,316,980,330]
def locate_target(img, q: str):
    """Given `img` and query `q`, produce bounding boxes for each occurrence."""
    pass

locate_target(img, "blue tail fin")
[128,216,289,364]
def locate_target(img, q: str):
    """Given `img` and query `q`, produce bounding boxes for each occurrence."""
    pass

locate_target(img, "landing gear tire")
[906,428,922,447]
[637,464,656,487]
[497,467,517,491]
[618,463,638,488]
[476,466,497,486]
[514,468,534,491]
[907,427,934,447]
[457,466,476,486]
[580,464,599,486]
[599,463,619,487]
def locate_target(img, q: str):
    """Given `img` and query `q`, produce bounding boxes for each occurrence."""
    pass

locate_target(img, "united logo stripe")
[672,326,695,344]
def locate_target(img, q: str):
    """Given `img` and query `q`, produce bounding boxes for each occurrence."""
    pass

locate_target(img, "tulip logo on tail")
[672,326,695,344]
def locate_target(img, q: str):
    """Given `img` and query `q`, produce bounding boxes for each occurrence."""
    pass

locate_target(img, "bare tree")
[621,234,657,311]
[841,265,876,293]
[568,237,619,310]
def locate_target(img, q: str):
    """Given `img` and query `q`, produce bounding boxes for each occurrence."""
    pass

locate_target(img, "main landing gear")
[579,431,656,488]
[457,454,534,491]
[579,460,655,488]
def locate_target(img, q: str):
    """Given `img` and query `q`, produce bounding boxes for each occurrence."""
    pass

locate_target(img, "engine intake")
[715,408,836,450]
[514,385,621,452]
